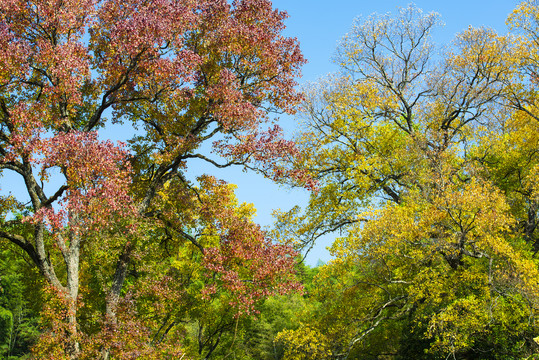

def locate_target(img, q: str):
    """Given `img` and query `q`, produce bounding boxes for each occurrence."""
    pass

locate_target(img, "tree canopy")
[3,0,539,359]
[0,0,308,358]
[275,2,539,359]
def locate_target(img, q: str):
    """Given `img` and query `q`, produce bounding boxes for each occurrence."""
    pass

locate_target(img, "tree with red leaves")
[0,0,307,358]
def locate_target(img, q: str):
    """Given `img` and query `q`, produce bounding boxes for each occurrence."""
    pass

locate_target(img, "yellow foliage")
[275,326,332,360]
[276,2,539,358]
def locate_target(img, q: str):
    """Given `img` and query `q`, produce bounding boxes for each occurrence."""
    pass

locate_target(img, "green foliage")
[0,248,41,359]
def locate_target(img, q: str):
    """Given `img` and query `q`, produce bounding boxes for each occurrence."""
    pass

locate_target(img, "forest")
[1,0,539,359]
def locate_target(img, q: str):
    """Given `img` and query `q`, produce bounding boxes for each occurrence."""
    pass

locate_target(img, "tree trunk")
[65,232,81,360]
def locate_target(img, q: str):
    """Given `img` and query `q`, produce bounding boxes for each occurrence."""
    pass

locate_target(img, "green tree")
[0,246,41,359]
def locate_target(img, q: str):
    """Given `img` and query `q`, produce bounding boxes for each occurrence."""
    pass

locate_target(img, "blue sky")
[273,0,518,82]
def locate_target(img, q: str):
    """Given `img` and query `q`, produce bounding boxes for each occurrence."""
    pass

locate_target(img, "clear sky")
[272,1,519,82]
[207,0,522,266]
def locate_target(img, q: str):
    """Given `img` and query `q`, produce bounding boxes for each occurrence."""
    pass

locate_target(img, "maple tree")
[275,3,539,359]
[0,0,307,358]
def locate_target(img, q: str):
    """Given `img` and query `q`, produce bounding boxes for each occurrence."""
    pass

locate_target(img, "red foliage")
[0,0,307,356]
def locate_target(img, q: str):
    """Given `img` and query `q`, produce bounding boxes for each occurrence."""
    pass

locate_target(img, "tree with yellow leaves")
[276,3,539,359]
